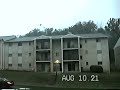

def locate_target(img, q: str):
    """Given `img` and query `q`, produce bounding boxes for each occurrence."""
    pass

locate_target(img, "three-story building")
[2,33,110,73]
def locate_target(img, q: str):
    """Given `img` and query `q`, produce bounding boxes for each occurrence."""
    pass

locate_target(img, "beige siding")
[0,40,4,69]
[101,39,110,72]
[52,39,62,71]
[80,39,97,71]
[3,36,110,73]
[80,38,110,72]
[4,41,34,71]
[114,46,120,69]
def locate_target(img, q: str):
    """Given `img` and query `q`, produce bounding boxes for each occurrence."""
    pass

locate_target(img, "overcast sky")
[0,0,120,36]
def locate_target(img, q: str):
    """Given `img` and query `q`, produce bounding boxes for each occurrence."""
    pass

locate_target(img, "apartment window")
[18,64,22,67]
[8,64,12,67]
[56,52,59,56]
[8,54,12,57]
[85,50,88,54]
[85,39,87,43]
[29,42,31,46]
[80,56,82,60]
[98,61,102,65]
[9,43,12,46]
[96,39,101,42]
[67,41,71,48]
[80,44,82,48]
[18,53,22,56]
[29,53,31,56]
[18,42,22,46]
[29,63,31,67]
[86,62,88,65]
[81,67,83,72]
[97,50,102,54]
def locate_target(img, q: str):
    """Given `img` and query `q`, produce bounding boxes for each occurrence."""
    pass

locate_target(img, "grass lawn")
[0,70,120,89]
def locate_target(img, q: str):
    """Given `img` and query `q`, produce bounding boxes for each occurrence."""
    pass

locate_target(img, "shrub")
[90,65,103,73]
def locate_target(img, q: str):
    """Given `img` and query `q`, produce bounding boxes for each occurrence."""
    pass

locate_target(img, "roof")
[0,36,16,41]
[6,36,37,42]
[114,38,120,49]
[6,33,108,42]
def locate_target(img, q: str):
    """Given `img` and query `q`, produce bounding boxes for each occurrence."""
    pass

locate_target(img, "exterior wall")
[80,38,110,72]
[80,38,98,71]
[2,36,110,73]
[114,46,120,69]
[4,41,34,71]
[0,40,4,70]
[101,39,110,72]
[52,39,62,71]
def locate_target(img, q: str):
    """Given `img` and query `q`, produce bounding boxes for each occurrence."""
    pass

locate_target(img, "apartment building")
[0,36,16,70]
[1,33,110,72]
[114,37,120,70]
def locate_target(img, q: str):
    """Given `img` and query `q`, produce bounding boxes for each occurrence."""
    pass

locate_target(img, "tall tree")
[105,18,120,48]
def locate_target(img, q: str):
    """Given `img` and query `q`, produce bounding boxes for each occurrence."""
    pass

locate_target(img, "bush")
[90,65,103,73]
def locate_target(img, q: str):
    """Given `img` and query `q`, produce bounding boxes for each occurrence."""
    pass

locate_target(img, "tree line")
[23,18,120,64]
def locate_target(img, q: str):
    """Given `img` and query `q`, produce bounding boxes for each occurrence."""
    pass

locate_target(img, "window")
[9,43,12,46]
[98,61,102,65]
[29,63,31,67]
[96,39,101,42]
[56,52,59,56]
[18,42,22,46]
[80,44,82,48]
[29,42,31,46]
[86,62,88,65]
[85,39,87,43]
[97,50,102,54]
[8,54,12,57]
[18,64,22,67]
[18,53,22,56]
[85,50,88,54]
[81,67,83,72]
[8,64,12,67]
[29,53,31,56]
[80,56,82,60]
[67,41,71,48]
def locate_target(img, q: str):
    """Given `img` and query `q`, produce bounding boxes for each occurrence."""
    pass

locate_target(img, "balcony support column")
[50,38,53,72]
[78,37,81,72]
[61,38,64,73]
[34,39,37,72]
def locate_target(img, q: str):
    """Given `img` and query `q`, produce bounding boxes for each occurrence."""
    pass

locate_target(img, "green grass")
[0,70,120,89]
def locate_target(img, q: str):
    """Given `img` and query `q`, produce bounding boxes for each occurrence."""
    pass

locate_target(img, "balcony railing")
[36,46,50,49]
[36,58,50,61]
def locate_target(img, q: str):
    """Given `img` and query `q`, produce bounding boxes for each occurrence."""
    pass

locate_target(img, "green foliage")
[105,18,120,48]
[24,20,98,37]
[90,65,103,73]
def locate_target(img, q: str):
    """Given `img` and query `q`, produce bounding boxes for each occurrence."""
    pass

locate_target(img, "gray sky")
[0,0,120,36]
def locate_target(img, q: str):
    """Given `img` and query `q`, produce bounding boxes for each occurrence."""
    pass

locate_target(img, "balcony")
[36,45,50,51]
[63,38,78,50]
[36,39,50,50]
[36,51,50,62]
[63,49,79,61]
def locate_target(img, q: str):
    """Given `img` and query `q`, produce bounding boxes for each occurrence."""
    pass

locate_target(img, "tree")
[104,18,120,64]
[105,18,120,48]
[45,28,53,35]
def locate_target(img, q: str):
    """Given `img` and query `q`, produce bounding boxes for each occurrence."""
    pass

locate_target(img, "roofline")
[4,33,108,42]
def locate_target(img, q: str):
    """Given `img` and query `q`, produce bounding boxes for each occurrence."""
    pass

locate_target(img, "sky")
[0,0,120,36]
